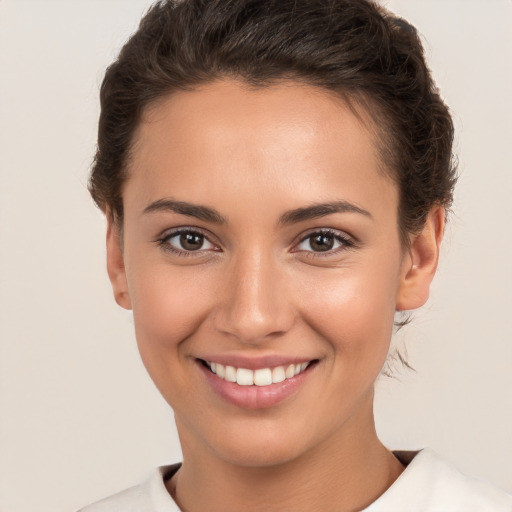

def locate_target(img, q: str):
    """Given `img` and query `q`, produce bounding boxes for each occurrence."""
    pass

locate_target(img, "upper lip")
[196,353,317,370]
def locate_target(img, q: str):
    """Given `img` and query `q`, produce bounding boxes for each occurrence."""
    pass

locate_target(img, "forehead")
[136,80,376,158]
[125,79,397,219]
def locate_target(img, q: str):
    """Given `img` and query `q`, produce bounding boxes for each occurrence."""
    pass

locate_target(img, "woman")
[79,0,511,510]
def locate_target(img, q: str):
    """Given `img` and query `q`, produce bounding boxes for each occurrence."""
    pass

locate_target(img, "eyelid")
[154,226,357,258]
[156,226,221,255]
[291,228,356,255]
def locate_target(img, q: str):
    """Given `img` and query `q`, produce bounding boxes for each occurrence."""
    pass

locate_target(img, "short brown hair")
[89,0,457,244]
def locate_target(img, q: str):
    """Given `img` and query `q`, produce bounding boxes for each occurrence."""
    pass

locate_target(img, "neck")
[167,399,404,512]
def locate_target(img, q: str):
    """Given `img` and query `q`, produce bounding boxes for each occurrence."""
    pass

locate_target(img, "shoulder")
[366,449,512,512]
[77,464,181,512]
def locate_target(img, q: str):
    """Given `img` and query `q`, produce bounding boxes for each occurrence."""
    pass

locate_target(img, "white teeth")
[206,360,313,387]
[225,365,237,383]
[216,363,225,379]
[237,368,254,386]
[254,368,272,386]
[271,366,286,383]
[285,364,295,379]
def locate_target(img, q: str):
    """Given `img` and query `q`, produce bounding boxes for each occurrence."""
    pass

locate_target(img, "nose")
[212,249,295,345]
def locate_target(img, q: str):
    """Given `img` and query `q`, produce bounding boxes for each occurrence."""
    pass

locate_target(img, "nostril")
[212,309,295,345]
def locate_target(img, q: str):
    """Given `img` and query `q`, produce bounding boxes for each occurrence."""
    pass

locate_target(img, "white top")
[78,449,512,511]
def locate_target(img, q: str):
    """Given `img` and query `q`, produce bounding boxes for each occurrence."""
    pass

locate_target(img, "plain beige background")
[0,1,511,511]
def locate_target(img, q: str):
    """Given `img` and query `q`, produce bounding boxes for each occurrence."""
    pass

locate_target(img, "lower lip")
[199,362,315,410]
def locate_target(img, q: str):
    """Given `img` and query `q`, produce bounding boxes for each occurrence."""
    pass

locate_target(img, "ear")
[396,207,445,311]
[106,218,132,310]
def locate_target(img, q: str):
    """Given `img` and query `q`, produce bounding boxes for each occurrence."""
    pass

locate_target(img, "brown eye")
[295,230,353,254]
[309,233,335,252]
[180,232,204,251]
[162,230,216,253]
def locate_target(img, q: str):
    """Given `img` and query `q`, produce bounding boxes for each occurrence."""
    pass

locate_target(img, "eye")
[158,229,218,254]
[294,229,354,254]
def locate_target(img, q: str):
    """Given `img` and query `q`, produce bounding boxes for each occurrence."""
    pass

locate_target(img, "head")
[90,0,456,467]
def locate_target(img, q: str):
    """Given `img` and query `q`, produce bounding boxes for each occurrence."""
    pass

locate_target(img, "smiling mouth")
[199,359,317,387]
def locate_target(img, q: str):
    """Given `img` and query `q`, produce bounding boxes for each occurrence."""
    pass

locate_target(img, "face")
[107,80,441,467]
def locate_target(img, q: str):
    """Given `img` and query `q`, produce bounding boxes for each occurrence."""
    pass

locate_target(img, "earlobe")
[396,207,445,311]
[106,219,132,310]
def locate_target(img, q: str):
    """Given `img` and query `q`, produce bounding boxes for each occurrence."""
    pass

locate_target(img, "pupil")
[180,233,203,251]
[311,234,334,252]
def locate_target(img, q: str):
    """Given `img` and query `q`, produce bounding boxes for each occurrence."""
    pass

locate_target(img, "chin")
[189,414,323,469]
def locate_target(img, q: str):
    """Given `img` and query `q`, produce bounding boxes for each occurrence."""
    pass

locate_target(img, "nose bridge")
[214,246,294,344]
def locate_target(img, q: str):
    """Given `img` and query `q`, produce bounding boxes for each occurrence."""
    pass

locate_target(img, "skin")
[106,80,444,511]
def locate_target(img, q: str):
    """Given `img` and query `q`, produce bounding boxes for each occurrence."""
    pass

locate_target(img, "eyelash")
[293,228,356,258]
[156,228,219,257]
[155,228,356,258]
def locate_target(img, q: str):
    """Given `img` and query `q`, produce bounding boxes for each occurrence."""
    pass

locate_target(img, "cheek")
[126,263,222,410]
[296,262,399,359]
[127,261,216,363]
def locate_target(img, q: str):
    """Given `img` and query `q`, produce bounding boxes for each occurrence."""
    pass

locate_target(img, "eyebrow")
[143,198,371,225]
[143,199,228,224]
[278,201,372,225]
